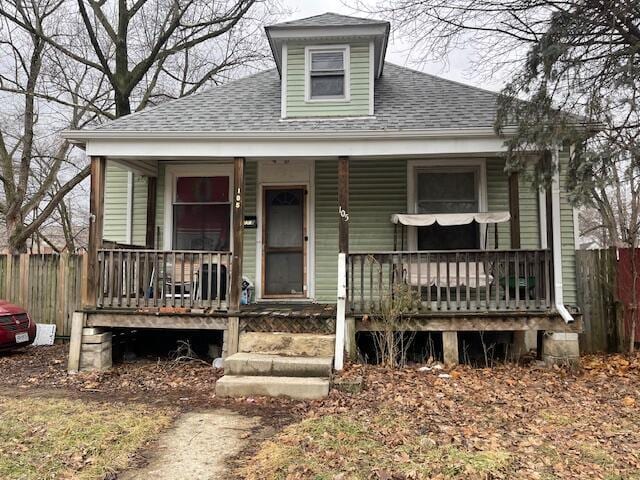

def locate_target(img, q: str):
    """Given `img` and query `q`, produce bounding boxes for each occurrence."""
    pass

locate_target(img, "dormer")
[265,13,390,119]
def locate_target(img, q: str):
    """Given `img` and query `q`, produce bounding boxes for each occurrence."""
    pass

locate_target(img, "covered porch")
[81,148,579,366]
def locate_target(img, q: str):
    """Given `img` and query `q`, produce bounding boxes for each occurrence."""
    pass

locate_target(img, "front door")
[263,187,306,297]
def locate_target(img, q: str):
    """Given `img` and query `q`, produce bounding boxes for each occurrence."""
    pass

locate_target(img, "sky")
[279,0,506,92]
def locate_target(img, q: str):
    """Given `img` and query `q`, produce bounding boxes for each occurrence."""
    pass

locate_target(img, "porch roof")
[65,64,508,138]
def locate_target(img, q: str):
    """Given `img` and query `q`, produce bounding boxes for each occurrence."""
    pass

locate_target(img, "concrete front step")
[216,375,330,400]
[238,332,335,357]
[225,353,333,377]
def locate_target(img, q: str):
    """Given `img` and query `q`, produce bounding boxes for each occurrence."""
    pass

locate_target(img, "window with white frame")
[415,168,480,250]
[172,176,230,251]
[306,48,348,100]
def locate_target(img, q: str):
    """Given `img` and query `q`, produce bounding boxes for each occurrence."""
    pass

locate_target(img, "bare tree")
[0,0,279,253]
[358,0,639,179]
[0,1,99,253]
[1,0,276,116]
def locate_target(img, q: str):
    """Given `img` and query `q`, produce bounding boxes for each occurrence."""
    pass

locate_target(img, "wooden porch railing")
[97,249,232,310]
[347,249,553,314]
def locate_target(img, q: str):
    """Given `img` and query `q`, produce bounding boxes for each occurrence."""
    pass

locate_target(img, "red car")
[0,301,36,350]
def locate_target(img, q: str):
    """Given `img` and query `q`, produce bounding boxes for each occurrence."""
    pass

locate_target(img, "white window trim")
[304,45,351,103]
[406,159,488,250]
[163,163,234,251]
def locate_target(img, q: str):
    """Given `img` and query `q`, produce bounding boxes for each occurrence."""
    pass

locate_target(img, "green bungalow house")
[64,13,581,399]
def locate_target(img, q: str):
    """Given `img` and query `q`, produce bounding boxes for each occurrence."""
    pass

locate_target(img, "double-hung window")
[415,168,481,250]
[306,47,349,101]
[172,176,230,251]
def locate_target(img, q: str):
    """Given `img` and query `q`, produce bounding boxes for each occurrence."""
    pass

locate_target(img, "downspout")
[551,145,574,323]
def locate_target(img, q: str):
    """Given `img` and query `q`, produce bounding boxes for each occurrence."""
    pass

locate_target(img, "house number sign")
[235,187,241,209]
[338,206,349,222]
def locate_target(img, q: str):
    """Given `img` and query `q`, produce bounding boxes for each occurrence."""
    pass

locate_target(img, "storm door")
[263,187,306,297]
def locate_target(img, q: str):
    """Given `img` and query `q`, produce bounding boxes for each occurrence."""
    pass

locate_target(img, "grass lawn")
[0,394,172,479]
[242,355,640,480]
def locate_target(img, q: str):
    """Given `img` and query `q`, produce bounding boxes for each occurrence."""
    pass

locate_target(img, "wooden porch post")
[86,156,106,308]
[230,156,245,312]
[338,156,349,254]
[508,172,521,249]
[145,176,157,249]
[335,156,350,370]
[227,157,245,355]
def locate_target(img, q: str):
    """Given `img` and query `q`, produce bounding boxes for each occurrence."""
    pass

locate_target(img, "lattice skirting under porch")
[239,316,336,334]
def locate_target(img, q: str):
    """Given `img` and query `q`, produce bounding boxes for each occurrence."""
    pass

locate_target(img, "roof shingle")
[91,63,503,133]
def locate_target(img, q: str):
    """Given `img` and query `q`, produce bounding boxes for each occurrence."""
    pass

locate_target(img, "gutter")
[551,144,574,323]
[61,126,519,143]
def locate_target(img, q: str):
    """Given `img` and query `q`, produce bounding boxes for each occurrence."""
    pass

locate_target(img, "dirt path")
[120,409,262,480]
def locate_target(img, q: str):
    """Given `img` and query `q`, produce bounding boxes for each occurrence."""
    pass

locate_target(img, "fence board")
[576,249,624,353]
[0,253,86,338]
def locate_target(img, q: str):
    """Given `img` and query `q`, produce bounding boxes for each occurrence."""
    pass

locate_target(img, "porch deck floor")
[84,302,336,319]
[83,303,337,334]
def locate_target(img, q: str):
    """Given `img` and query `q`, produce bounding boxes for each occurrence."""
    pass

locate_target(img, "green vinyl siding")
[286,42,370,118]
[486,158,511,249]
[486,157,540,250]
[242,160,257,285]
[519,165,541,250]
[103,162,147,246]
[103,163,128,242]
[155,163,166,249]
[349,159,407,252]
[314,159,406,302]
[315,160,339,302]
[131,175,148,245]
[559,150,577,305]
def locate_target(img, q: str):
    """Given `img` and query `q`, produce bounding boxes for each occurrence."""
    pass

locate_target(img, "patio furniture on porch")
[97,249,231,310]
[391,211,510,292]
[345,211,552,314]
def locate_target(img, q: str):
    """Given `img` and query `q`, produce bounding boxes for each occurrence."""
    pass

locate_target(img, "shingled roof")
[90,63,504,134]
[267,12,388,28]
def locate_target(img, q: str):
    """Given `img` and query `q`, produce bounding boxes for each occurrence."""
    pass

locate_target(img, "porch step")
[224,353,333,377]
[238,332,335,357]
[215,375,330,400]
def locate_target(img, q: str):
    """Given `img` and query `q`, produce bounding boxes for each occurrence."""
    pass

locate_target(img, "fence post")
[335,253,347,371]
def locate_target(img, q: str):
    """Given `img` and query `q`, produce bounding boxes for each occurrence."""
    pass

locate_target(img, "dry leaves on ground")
[243,355,640,479]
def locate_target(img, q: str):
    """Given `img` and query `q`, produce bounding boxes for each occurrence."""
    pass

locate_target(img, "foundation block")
[442,331,459,366]
[542,332,580,367]
[79,329,112,372]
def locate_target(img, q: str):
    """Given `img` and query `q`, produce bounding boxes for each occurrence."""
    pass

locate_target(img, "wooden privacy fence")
[0,254,88,338]
[576,248,632,353]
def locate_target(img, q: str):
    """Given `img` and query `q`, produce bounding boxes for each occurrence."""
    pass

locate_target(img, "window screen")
[416,169,480,250]
[309,50,345,99]
[173,176,230,250]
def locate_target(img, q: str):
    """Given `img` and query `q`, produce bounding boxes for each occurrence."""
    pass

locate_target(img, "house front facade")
[64,13,581,387]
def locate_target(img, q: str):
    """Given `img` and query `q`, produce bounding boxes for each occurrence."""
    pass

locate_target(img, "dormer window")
[305,46,350,102]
